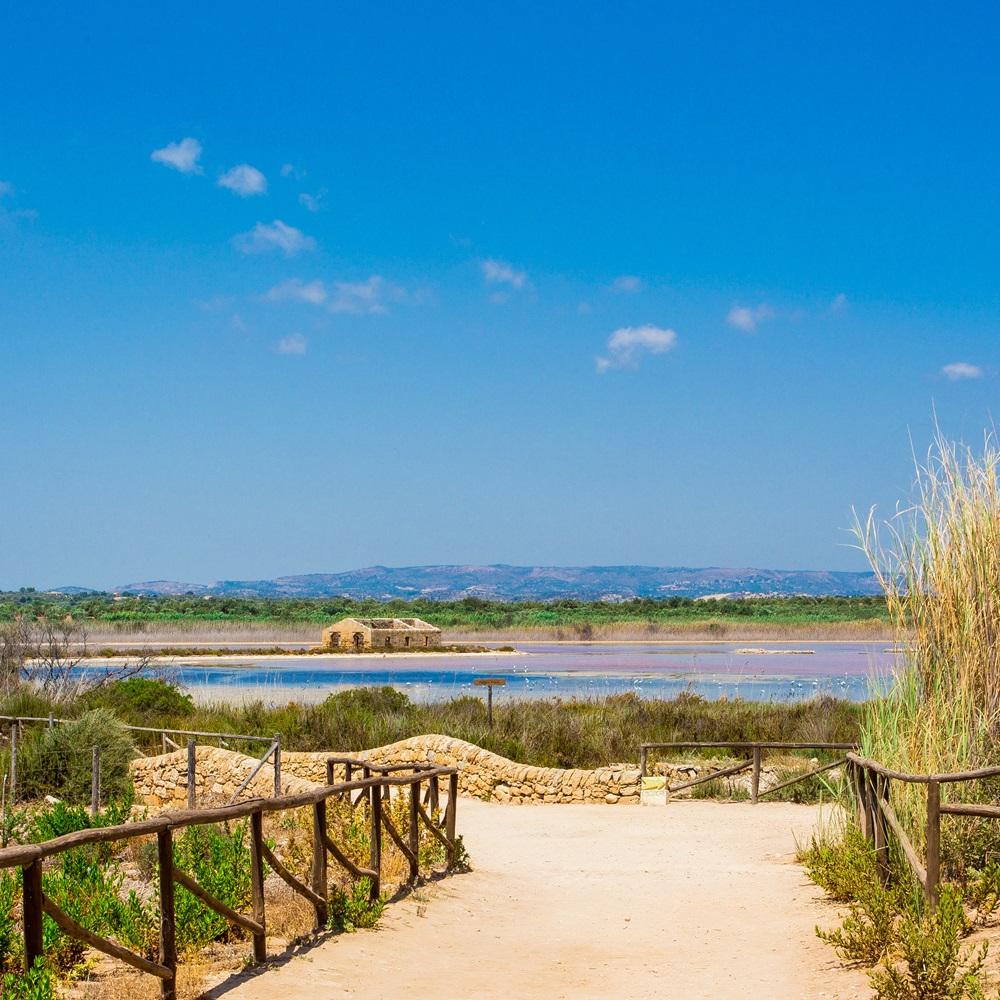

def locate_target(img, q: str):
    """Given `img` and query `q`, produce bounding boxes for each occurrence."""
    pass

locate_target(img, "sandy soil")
[210,799,869,1000]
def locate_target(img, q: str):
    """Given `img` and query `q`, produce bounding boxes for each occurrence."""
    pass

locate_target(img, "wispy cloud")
[265,278,327,304]
[298,191,324,212]
[328,276,389,314]
[596,325,677,373]
[276,332,307,355]
[611,275,643,294]
[218,164,267,196]
[726,302,774,333]
[233,220,316,256]
[829,292,848,314]
[151,137,203,174]
[280,163,305,180]
[0,181,11,198]
[481,258,526,289]
[942,362,984,381]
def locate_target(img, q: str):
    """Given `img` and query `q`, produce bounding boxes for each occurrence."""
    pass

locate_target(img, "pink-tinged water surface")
[76,641,899,704]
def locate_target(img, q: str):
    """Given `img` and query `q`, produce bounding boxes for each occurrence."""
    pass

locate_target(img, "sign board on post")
[472,677,507,727]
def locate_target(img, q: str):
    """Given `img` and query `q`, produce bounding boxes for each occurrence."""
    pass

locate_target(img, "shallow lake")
[83,641,900,704]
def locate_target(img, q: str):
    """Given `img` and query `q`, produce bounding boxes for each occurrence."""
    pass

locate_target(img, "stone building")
[321,617,442,651]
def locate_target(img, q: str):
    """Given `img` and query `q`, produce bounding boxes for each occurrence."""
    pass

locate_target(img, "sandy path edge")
[210,799,869,1000]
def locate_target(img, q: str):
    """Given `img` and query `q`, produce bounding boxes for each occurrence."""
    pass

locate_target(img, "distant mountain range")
[102,565,883,601]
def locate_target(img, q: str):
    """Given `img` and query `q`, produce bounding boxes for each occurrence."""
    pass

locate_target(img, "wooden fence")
[0,715,278,808]
[848,752,1000,909]
[639,741,857,803]
[0,756,461,998]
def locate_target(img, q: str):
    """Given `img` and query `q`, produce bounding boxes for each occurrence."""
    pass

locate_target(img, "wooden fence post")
[429,773,440,815]
[186,740,196,809]
[325,759,335,785]
[9,723,17,805]
[249,809,267,962]
[873,774,891,885]
[446,771,459,866]
[926,780,941,910]
[311,801,329,928]
[751,745,762,804]
[408,780,420,882]
[22,859,43,974]
[273,735,281,798]
[369,780,382,902]
[91,746,101,818]
[157,828,177,1000]
[639,746,648,778]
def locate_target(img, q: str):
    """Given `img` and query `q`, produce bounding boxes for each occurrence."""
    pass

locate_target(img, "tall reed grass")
[856,428,1000,868]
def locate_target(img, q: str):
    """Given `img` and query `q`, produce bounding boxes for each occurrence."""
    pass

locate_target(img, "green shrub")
[802,825,878,903]
[0,871,18,973]
[85,677,194,717]
[328,878,383,932]
[1,959,54,1000]
[869,888,987,1000]
[818,881,901,966]
[16,710,135,804]
[808,825,902,965]
[171,822,252,950]
[41,846,156,969]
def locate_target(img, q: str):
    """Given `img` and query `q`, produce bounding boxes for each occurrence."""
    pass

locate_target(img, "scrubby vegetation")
[2,681,861,772]
[0,592,889,639]
[804,430,1000,997]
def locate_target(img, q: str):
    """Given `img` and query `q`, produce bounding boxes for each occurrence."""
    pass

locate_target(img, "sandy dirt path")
[212,799,869,1000]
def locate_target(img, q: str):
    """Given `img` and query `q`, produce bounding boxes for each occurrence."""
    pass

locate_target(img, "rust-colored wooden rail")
[639,741,856,803]
[0,756,461,998]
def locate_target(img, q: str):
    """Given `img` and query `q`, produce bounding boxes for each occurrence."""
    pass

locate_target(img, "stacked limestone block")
[130,735,641,808]
[129,746,317,810]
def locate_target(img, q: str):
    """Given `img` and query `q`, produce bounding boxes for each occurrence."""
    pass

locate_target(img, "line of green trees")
[0,592,889,628]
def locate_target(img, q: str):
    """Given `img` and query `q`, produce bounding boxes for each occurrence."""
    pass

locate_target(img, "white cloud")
[265,278,327,304]
[150,137,203,174]
[942,362,984,381]
[481,258,526,289]
[611,275,643,294]
[596,324,677,372]
[218,164,267,196]
[726,302,774,333]
[0,181,11,198]
[829,292,848,314]
[277,332,307,355]
[233,219,316,256]
[281,163,305,179]
[298,191,323,212]
[328,276,388,314]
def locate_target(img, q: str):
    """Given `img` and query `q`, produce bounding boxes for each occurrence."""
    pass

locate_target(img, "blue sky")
[2,3,999,589]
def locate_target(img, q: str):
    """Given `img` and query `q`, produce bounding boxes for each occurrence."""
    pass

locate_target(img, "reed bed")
[856,427,1000,870]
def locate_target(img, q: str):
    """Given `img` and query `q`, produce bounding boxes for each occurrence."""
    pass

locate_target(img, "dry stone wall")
[129,734,641,809]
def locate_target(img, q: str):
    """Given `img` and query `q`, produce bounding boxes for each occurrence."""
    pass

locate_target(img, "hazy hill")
[115,564,882,601]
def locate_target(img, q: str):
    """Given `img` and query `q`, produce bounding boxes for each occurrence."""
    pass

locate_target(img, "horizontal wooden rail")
[757,757,848,799]
[0,716,273,745]
[172,869,264,936]
[667,758,752,795]
[641,740,855,803]
[6,755,462,997]
[43,895,172,979]
[846,752,1000,785]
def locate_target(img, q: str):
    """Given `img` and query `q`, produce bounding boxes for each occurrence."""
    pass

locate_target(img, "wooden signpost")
[473,677,506,727]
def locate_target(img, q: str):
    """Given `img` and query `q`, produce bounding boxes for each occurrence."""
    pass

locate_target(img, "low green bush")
[15,710,135,804]
[171,822,252,950]
[328,878,384,932]
[84,677,194,717]
[0,871,19,973]
[869,888,987,1000]
[1,959,54,1000]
